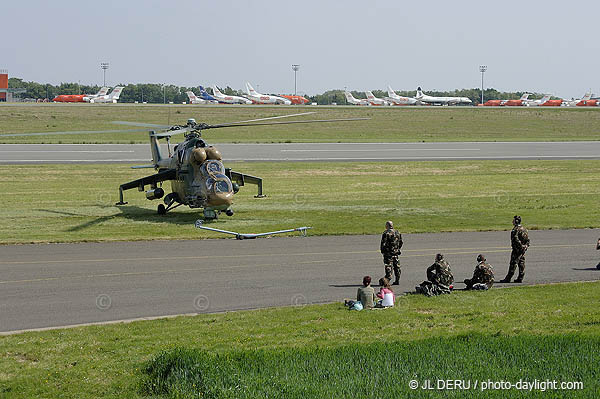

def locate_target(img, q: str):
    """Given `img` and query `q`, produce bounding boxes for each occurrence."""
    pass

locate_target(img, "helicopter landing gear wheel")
[157,204,166,215]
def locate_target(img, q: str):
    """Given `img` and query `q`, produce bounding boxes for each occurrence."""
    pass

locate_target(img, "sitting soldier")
[464,254,495,290]
[416,253,454,296]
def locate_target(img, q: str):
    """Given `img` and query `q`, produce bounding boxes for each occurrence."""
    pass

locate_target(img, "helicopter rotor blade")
[112,121,171,129]
[151,127,194,138]
[0,128,150,137]
[205,117,370,130]
[209,111,316,127]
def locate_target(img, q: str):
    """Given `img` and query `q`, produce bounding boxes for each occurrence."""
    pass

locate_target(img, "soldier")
[416,253,454,296]
[380,221,403,285]
[464,254,494,290]
[500,215,530,283]
[596,238,600,270]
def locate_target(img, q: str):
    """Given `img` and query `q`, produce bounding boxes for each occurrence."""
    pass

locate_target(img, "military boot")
[499,274,513,283]
[514,275,524,283]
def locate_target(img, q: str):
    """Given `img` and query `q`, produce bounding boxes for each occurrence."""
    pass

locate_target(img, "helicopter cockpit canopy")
[206,174,233,194]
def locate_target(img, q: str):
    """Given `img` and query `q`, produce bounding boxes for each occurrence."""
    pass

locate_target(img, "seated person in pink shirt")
[376,277,395,307]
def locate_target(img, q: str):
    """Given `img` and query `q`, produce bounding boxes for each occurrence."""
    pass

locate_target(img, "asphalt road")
[1,229,599,333]
[1,141,600,164]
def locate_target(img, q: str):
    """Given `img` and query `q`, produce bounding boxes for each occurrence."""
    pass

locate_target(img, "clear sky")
[2,0,598,98]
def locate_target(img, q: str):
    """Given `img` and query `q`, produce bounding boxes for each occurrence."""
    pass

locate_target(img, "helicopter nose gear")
[203,209,218,220]
[226,209,234,216]
[157,204,167,215]
[145,188,164,200]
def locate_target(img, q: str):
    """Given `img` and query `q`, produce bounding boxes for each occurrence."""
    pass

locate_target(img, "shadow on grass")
[38,205,217,232]
[572,267,600,271]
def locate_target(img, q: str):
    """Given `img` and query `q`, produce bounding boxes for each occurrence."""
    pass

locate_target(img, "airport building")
[0,69,26,102]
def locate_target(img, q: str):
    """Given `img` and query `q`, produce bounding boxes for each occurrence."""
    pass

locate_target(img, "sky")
[2,0,598,98]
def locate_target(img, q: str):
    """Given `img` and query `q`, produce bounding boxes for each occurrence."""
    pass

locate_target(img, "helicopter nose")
[207,192,233,207]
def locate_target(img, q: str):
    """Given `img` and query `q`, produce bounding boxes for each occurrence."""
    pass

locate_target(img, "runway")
[1,141,600,164]
[1,228,599,333]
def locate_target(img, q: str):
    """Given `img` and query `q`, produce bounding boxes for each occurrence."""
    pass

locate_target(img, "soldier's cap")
[435,253,444,261]
[513,215,521,224]
[477,254,485,262]
[386,220,393,228]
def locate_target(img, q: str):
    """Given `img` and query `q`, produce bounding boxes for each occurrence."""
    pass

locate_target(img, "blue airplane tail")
[198,86,217,101]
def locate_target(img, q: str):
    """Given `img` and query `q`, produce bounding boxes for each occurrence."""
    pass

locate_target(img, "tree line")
[8,77,545,105]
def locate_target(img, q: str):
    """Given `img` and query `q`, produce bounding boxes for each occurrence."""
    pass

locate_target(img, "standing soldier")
[380,221,403,285]
[500,215,530,283]
[596,238,600,270]
[464,254,494,290]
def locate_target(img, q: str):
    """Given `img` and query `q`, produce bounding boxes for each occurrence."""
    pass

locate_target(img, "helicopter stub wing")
[195,220,311,240]
[116,168,176,205]
[225,168,265,197]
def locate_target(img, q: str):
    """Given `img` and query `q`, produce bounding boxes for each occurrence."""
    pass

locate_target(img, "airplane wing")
[195,220,311,240]
[116,168,176,204]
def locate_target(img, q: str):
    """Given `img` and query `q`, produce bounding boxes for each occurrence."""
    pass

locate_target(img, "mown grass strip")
[1,160,599,243]
[1,105,599,143]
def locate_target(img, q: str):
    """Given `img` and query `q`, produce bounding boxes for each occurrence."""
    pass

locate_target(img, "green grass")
[1,281,599,398]
[143,336,598,398]
[1,104,599,143]
[1,160,599,244]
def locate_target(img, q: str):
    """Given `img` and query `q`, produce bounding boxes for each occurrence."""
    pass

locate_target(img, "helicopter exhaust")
[145,188,164,200]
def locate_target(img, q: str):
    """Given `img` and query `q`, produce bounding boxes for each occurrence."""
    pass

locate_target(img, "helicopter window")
[214,180,232,193]
[203,160,225,175]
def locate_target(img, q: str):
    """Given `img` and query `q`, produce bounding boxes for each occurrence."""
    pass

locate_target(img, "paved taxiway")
[1,141,600,164]
[1,228,599,333]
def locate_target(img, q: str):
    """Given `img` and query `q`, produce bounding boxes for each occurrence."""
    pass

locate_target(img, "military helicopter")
[3,112,367,219]
[111,112,367,219]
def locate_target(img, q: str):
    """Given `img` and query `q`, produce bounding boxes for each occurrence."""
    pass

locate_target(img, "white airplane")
[365,91,389,106]
[212,86,252,104]
[244,83,291,105]
[344,91,370,106]
[415,87,472,105]
[524,94,551,106]
[385,86,417,105]
[83,87,109,102]
[562,92,592,107]
[186,91,207,104]
[89,86,124,103]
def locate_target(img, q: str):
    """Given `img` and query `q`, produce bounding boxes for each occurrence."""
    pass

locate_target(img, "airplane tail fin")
[387,86,396,97]
[186,91,198,101]
[96,87,109,96]
[540,95,551,103]
[366,91,375,99]
[344,91,355,102]
[246,82,258,95]
[212,86,223,96]
[198,86,209,95]
[582,92,592,101]
[520,93,530,100]
[108,86,123,100]
[416,87,423,98]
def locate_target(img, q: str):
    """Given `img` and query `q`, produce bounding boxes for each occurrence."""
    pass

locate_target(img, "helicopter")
[2,112,367,220]
[110,112,367,220]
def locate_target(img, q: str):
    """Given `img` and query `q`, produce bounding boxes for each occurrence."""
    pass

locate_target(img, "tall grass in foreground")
[143,335,599,398]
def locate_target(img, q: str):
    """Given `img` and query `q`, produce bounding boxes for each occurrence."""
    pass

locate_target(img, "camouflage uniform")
[418,259,454,296]
[502,224,530,282]
[464,261,494,290]
[380,228,403,284]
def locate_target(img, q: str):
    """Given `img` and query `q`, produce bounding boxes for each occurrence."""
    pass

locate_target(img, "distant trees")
[6,77,546,104]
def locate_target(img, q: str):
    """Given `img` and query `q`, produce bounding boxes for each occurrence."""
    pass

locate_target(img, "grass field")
[1,160,599,244]
[1,104,600,143]
[1,281,599,398]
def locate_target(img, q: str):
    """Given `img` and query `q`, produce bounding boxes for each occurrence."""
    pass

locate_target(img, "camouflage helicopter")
[110,112,367,220]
